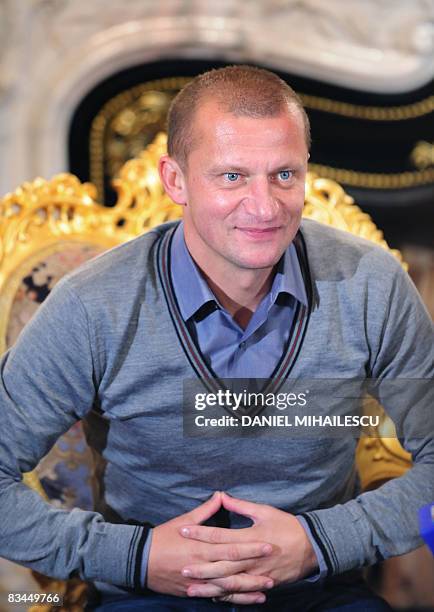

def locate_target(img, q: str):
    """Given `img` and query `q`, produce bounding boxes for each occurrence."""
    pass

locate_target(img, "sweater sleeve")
[0,278,149,587]
[301,255,434,575]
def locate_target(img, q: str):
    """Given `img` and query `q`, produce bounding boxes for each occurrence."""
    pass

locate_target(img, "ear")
[158,154,187,206]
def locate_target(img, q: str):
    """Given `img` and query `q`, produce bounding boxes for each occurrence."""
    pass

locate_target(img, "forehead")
[188,101,307,165]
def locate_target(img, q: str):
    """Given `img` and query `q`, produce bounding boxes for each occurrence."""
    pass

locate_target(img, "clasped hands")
[147,491,318,605]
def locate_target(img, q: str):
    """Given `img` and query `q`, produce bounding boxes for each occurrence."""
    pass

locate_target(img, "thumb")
[183,491,222,524]
[221,491,261,522]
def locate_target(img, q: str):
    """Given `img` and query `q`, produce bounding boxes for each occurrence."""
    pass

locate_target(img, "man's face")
[179,101,309,277]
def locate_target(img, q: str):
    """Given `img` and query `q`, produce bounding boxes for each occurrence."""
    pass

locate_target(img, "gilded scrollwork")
[90,77,190,200]
[111,132,181,233]
[304,172,407,269]
[0,174,99,268]
[411,140,434,169]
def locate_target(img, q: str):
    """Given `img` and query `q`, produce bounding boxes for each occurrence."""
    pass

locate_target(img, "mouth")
[236,227,281,239]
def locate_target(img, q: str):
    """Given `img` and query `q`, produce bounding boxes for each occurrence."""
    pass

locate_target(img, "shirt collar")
[272,236,308,307]
[170,221,307,322]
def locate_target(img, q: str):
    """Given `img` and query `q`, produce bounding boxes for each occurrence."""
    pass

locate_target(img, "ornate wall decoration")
[260,0,434,56]
[88,77,434,203]
[90,77,189,199]
[0,0,433,196]
[411,141,434,169]
[0,0,15,98]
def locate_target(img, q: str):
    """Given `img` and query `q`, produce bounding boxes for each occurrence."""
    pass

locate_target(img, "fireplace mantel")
[0,0,433,195]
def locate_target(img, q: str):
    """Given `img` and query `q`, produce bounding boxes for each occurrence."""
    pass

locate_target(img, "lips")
[236,227,280,239]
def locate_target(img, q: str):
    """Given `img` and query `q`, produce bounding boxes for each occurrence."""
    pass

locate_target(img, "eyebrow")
[206,165,248,174]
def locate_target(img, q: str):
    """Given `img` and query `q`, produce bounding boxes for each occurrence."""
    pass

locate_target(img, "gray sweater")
[0,219,433,594]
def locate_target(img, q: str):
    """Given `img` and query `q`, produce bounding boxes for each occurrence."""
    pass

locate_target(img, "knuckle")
[248,576,263,590]
[222,576,238,591]
[210,527,221,543]
[190,550,201,563]
[216,561,231,578]
[227,544,241,561]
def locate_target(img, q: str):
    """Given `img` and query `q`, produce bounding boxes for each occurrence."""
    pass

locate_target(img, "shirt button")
[239,341,246,348]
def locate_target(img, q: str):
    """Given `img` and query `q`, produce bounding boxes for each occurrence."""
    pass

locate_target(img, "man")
[0,66,432,611]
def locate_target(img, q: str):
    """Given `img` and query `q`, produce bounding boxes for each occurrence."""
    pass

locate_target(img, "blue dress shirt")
[141,221,327,586]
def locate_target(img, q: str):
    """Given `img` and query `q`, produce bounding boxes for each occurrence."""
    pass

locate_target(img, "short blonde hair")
[167,65,311,167]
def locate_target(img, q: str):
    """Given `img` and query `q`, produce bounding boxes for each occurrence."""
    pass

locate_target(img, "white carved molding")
[0,0,433,195]
[0,0,25,100]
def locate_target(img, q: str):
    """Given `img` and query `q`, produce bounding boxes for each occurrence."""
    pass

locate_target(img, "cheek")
[212,193,238,216]
[284,188,305,215]
[196,194,238,222]
[185,175,241,222]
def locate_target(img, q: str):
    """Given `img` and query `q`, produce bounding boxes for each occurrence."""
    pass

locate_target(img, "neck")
[206,269,274,329]
[182,225,277,329]
[203,266,273,309]
[193,258,275,329]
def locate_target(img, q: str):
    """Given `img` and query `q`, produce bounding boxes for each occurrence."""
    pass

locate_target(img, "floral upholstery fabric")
[7,244,104,510]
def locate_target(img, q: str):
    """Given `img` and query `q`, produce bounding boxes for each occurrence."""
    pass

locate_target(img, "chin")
[236,255,282,270]
[251,248,287,268]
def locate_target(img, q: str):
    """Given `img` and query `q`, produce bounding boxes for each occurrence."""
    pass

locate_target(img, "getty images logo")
[194,389,308,411]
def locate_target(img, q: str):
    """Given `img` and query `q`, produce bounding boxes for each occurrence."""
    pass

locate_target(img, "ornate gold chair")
[0,133,413,611]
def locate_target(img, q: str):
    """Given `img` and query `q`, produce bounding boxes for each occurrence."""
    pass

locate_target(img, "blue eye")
[278,170,292,181]
[224,172,240,182]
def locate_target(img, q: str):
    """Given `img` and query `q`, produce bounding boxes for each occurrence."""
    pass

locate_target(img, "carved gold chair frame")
[0,133,412,611]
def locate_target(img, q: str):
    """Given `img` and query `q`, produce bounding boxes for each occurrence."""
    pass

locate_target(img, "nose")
[241,176,280,223]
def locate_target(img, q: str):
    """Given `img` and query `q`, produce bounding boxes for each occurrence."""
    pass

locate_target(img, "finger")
[213,573,273,593]
[180,524,247,544]
[187,573,273,598]
[214,593,267,605]
[183,559,255,579]
[208,541,273,562]
[183,556,274,580]
[182,491,222,524]
[183,542,272,571]
[221,491,263,520]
